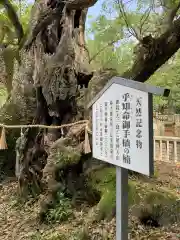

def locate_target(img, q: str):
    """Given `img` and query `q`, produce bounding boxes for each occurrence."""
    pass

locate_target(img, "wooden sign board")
[88,76,170,240]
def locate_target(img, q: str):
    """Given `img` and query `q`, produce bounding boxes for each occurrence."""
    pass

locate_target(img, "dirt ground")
[0,161,179,240]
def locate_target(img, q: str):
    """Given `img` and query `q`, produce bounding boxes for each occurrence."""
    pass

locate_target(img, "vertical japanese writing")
[115,99,121,160]
[95,104,99,148]
[104,102,108,158]
[99,104,103,156]
[109,100,113,160]
[136,97,143,149]
[122,93,131,164]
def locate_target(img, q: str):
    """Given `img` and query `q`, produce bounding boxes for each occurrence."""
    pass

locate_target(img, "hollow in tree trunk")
[16,0,94,202]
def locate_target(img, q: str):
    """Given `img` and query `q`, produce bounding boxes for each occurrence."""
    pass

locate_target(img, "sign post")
[116,167,128,239]
[87,77,170,240]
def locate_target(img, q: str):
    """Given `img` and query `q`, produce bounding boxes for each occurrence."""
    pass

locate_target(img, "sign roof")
[87,76,170,108]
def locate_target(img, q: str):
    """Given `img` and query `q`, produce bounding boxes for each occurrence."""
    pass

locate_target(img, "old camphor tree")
[1,0,180,220]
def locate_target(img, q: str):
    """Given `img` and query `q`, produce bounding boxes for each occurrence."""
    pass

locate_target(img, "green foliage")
[0,12,15,44]
[87,1,180,112]
[55,147,81,165]
[0,0,32,44]
[86,0,161,71]
[0,0,32,94]
[45,192,73,224]
[86,11,135,71]
[148,51,180,113]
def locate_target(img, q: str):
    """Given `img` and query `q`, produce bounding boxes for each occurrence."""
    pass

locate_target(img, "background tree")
[0,0,32,98]
[87,0,180,112]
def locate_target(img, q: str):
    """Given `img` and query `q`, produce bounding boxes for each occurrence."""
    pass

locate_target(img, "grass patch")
[44,191,73,224]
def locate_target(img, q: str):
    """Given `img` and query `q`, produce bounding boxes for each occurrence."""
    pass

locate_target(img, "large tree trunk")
[16,0,96,212]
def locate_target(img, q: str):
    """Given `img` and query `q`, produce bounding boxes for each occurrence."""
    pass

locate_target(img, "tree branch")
[116,0,141,40]
[89,40,116,63]
[116,0,153,40]
[122,17,180,82]
[1,0,24,43]
[66,0,98,10]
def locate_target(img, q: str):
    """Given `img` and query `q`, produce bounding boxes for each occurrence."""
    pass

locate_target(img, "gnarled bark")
[123,16,180,82]
[17,0,94,205]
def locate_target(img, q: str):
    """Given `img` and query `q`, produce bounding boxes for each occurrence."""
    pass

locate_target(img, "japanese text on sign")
[92,81,151,176]
[95,105,99,148]
[136,97,143,149]
[110,100,113,159]
[122,93,132,164]
[115,99,121,161]
[104,102,108,158]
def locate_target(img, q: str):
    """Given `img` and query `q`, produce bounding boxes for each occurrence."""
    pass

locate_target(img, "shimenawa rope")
[0,120,91,152]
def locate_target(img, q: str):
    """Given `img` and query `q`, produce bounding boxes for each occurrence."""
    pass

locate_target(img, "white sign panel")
[92,83,152,176]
